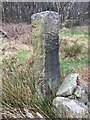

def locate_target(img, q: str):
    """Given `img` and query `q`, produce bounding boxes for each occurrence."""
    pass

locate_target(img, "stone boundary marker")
[31,11,61,96]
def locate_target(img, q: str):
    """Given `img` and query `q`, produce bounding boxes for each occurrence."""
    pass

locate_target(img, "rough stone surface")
[53,73,89,118]
[74,85,88,104]
[56,73,79,96]
[53,97,89,118]
[31,11,60,96]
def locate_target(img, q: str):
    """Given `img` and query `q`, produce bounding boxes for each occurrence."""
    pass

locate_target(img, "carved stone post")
[31,11,60,96]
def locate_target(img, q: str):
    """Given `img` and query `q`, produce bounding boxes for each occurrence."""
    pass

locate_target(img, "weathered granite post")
[31,11,60,96]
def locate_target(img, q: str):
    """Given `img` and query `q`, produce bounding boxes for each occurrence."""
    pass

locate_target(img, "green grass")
[17,50,29,60]
[60,28,88,40]
[59,27,88,79]
[60,57,88,78]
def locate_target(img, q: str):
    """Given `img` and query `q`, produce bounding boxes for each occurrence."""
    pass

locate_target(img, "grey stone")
[56,73,79,96]
[31,11,60,96]
[31,11,60,25]
[53,97,89,118]
[68,95,76,99]
[74,86,88,104]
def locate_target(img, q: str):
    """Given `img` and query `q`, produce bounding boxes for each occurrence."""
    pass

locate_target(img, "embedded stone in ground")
[53,97,89,118]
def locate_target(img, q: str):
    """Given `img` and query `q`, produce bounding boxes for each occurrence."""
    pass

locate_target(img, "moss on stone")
[32,18,45,95]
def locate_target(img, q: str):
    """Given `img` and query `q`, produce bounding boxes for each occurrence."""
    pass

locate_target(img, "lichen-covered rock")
[53,97,89,118]
[31,11,60,25]
[74,85,88,104]
[31,11,60,96]
[56,73,79,96]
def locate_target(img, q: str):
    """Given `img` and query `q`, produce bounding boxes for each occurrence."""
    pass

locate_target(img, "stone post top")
[31,11,60,23]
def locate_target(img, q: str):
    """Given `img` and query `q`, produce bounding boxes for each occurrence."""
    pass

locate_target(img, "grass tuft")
[2,57,66,118]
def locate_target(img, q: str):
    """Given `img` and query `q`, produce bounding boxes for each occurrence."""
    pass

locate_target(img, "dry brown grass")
[75,67,89,90]
[2,23,32,60]
[1,24,89,119]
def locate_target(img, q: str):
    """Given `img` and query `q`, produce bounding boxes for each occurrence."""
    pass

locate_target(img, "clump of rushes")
[2,57,67,119]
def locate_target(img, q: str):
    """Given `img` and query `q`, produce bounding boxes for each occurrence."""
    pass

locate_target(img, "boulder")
[74,85,88,104]
[56,73,79,96]
[53,97,89,118]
